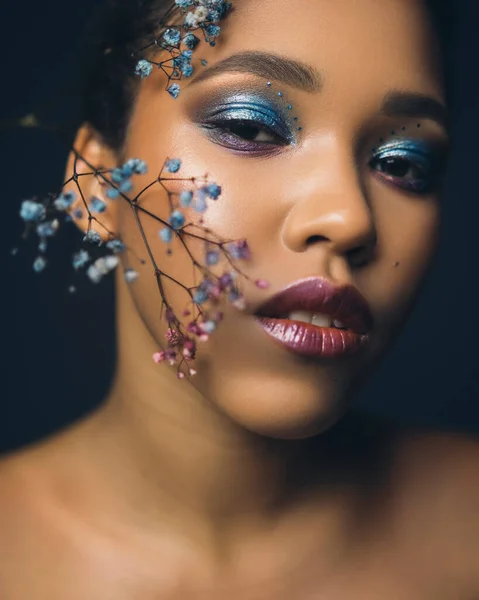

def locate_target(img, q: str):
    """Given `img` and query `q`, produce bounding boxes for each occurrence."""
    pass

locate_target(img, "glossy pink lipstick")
[253,276,373,358]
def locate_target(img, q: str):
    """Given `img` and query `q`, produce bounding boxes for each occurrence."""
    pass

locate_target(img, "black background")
[1,1,479,453]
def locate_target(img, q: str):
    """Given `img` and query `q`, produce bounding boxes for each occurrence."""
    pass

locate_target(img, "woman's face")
[104,0,449,438]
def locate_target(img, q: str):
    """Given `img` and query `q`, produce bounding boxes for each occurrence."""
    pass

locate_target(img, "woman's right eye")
[197,103,294,154]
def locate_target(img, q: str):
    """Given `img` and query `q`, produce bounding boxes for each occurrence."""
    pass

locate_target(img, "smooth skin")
[1,0,479,598]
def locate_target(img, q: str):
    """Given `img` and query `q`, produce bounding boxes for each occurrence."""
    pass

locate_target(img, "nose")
[281,152,377,266]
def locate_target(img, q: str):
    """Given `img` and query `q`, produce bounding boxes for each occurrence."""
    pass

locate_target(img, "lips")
[254,276,373,336]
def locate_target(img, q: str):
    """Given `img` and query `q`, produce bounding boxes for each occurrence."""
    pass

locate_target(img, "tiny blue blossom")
[124,268,139,283]
[179,190,193,207]
[90,197,106,213]
[167,83,181,99]
[36,219,59,238]
[169,210,185,230]
[159,227,173,243]
[107,187,120,199]
[33,256,47,272]
[182,64,194,77]
[124,158,148,174]
[206,250,220,265]
[135,59,153,78]
[87,264,103,284]
[84,229,102,245]
[205,24,221,37]
[111,168,124,183]
[205,183,221,199]
[165,158,182,173]
[175,0,194,7]
[200,320,217,334]
[119,179,133,193]
[104,255,119,270]
[193,289,208,304]
[53,191,76,211]
[20,200,45,222]
[72,249,90,270]
[193,195,208,213]
[120,163,133,178]
[183,33,200,49]
[163,28,181,45]
[38,240,47,253]
[73,208,83,219]
[105,239,126,254]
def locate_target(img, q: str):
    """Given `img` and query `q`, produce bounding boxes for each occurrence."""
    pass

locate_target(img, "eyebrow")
[188,51,448,131]
[188,50,322,93]
[380,91,449,132]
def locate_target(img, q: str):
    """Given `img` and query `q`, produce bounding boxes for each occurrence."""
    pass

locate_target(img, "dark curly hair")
[78,0,460,153]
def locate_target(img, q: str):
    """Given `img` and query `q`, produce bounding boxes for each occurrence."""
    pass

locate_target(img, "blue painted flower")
[53,191,76,211]
[90,197,106,213]
[105,239,126,254]
[125,158,148,174]
[87,264,102,284]
[83,229,102,245]
[182,64,194,77]
[36,219,59,237]
[193,289,208,304]
[135,59,153,78]
[119,179,133,193]
[159,227,173,242]
[107,187,120,200]
[33,256,47,272]
[72,249,90,270]
[183,33,199,49]
[167,83,181,99]
[165,158,182,173]
[169,210,185,230]
[205,183,221,199]
[124,268,139,283]
[205,24,221,37]
[175,0,194,7]
[179,190,193,207]
[111,168,124,183]
[206,250,220,265]
[193,194,208,213]
[20,200,45,222]
[163,28,181,45]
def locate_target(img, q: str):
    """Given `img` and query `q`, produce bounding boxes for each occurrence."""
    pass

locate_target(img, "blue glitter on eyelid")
[373,139,434,168]
[202,96,296,141]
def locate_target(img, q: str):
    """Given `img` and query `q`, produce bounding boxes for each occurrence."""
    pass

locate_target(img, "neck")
[72,273,392,555]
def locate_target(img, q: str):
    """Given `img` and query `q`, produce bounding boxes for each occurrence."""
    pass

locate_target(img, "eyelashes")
[369,139,446,194]
[197,99,296,153]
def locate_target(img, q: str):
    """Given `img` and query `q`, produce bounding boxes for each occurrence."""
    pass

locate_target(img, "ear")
[62,124,120,242]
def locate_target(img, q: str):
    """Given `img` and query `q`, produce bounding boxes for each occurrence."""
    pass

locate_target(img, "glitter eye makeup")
[369,136,447,194]
[193,90,298,154]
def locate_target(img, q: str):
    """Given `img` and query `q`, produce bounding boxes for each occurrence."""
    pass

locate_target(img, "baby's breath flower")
[167,83,181,99]
[105,239,126,254]
[206,249,220,265]
[119,179,133,194]
[179,190,193,207]
[153,351,166,363]
[135,59,153,78]
[124,268,139,283]
[175,0,194,7]
[84,229,102,245]
[169,210,185,230]
[33,256,47,272]
[36,219,59,237]
[205,24,221,37]
[90,197,106,213]
[87,263,103,283]
[165,158,182,173]
[159,227,173,242]
[193,289,208,304]
[204,183,221,199]
[106,188,120,200]
[53,191,76,212]
[163,28,181,45]
[20,200,45,222]
[183,33,200,49]
[72,249,90,270]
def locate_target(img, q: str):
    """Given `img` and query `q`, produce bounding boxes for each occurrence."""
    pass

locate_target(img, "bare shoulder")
[390,426,479,591]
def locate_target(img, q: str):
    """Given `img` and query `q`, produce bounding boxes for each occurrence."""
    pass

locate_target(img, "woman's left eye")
[369,144,443,194]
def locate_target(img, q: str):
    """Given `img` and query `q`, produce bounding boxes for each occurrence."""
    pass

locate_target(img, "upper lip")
[254,276,373,335]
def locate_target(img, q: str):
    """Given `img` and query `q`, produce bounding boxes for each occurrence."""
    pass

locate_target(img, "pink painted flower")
[153,351,166,363]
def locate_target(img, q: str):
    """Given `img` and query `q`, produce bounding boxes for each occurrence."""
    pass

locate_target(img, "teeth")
[285,312,348,329]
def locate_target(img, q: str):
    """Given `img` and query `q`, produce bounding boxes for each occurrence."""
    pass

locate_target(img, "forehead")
[205,0,444,101]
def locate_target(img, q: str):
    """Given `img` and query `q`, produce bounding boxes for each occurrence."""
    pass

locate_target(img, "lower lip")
[254,317,369,358]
